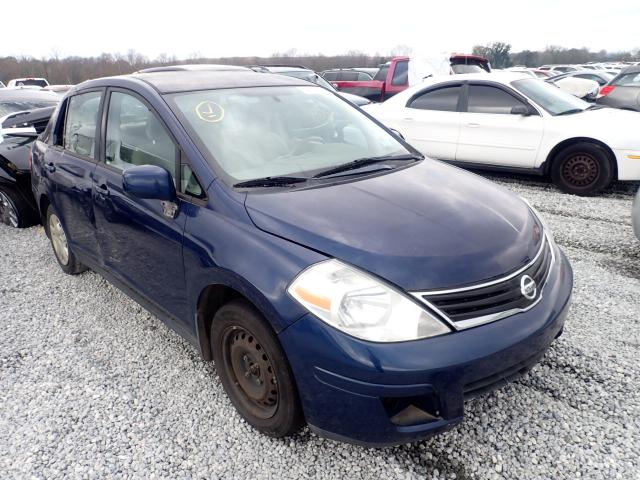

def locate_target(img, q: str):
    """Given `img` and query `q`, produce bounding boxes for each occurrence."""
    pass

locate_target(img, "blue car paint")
[31,74,573,446]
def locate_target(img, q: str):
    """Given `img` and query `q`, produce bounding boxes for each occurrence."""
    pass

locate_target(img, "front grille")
[417,235,553,329]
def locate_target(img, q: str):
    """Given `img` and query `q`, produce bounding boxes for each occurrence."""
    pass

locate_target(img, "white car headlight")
[287,259,450,342]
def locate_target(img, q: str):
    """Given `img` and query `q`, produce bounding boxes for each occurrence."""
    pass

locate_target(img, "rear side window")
[105,91,177,177]
[409,86,461,111]
[467,85,524,114]
[323,72,337,81]
[612,72,640,86]
[63,91,102,158]
[391,61,409,86]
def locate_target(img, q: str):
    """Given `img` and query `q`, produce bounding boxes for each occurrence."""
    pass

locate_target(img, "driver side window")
[105,91,177,178]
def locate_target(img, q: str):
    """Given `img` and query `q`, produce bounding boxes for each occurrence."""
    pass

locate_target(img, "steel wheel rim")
[0,191,19,228]
[222,326,279,419]
[49,213,69,265]
[562,153,599,187]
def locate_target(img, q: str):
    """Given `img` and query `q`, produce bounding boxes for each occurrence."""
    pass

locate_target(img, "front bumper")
[279,247,573,446]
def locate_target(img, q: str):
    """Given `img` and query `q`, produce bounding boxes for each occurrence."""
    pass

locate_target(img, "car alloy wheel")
[561,153,599,188]
[0,190,19,227]
[49,213,69,266]
[222,325,279,419]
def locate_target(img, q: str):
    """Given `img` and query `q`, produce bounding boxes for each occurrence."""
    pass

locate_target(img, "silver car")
[633,188,640,241]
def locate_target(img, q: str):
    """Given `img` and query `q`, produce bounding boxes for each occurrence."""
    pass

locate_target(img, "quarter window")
[105,91,177,177]
[409,86,461,111]
[391,61,409,86]
[63,91,102,158]
[467,85,524,114]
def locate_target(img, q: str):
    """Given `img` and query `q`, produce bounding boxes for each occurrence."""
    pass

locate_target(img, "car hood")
[337,91,371,106]
[555,107,640,149]
[244,161,543,291]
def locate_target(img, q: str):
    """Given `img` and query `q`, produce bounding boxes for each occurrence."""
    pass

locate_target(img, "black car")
[0,88,59,227]
[597,66,640,111]
[250,65,372,106]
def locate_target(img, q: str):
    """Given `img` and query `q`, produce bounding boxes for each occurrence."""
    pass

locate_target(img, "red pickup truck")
[330,54,490,102]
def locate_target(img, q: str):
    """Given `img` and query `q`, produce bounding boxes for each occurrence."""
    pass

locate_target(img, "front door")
[457,83,543,168]
[92,89,188,321]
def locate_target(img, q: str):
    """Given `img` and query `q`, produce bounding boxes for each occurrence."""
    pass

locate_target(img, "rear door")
[456,83,543,168]
[92,88,190,321]
[394,83,462,160]
[45,89,104,264]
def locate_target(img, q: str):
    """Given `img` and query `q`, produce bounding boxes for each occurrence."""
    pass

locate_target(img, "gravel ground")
[1,175,639,480]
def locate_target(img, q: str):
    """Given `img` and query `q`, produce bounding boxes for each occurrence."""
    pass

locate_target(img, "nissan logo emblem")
[520,275,537,300]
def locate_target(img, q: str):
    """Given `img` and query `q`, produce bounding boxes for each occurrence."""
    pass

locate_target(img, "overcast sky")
[3,0,639,59]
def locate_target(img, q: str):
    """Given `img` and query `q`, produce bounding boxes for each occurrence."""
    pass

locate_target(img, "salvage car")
[0,88,59,227]
[364,72,640,195]
[31,70,572,446]
[597,65,640,112]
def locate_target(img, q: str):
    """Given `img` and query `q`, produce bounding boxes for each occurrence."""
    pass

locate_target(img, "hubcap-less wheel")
[0,190,19,227]
[222,326,279,419]
[561,153,599,188]
[49,213,69,266]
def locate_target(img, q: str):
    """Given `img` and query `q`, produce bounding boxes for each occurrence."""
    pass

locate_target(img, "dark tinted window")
[340,71,359,81]
[612,72,640,86]
[391,61,409,86]
[409,86,461,111]
[323,72,337,81]
[467,85,523,114]
[63,91,102,158]
[373,65,389,81]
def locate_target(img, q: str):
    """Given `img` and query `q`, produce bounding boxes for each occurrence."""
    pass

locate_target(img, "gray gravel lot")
[1,175,639,480]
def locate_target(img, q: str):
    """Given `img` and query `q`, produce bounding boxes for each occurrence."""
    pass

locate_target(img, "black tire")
[211,299,304,437]
[0,185,37,228]
[45,205,87,275]
[550,142,613,195]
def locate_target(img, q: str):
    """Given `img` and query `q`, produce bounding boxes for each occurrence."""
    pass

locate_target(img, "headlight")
[288,259,450,342]
[521,197,554,243]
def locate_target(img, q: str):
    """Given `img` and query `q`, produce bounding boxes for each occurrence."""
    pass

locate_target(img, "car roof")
[136,64,250,73]
[0,87,60,102]
[78,70,314,94]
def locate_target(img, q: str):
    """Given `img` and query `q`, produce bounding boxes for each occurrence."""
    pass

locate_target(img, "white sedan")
[364,73,640,195]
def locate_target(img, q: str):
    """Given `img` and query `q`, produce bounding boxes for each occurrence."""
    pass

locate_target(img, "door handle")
[45,162,56,173]
[466,123,481,128]
[95,184,110,196]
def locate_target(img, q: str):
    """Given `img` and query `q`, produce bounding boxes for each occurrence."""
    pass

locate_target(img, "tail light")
[598,85,616,98]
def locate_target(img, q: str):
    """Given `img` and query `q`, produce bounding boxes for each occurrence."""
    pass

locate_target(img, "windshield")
[167,86,409,183]
[0,100,58,117]
[280,70,335,90]
[511,78,589,115]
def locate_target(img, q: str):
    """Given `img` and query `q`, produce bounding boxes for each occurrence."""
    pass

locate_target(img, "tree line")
[1,45,638,84]
[473,43,640,69]
[0,51,388,85]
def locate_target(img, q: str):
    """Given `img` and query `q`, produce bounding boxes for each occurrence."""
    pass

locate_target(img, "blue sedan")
[31,70,573,446]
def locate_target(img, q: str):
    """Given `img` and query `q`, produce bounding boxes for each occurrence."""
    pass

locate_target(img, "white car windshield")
[512,78,590,115]
[167,86,410,184]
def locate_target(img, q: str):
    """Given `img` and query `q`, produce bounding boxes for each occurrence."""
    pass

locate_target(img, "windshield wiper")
[233,176,309,188]
[312,154,422,179]
[556,108,585,116]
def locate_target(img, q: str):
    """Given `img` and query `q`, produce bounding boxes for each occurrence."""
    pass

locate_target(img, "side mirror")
[123,165,176,201]
[389,128,405,140]
[511,105,531,116]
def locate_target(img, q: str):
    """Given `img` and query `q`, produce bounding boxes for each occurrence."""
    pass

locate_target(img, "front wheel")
[211,299,304,437]
[550,143,613,195]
